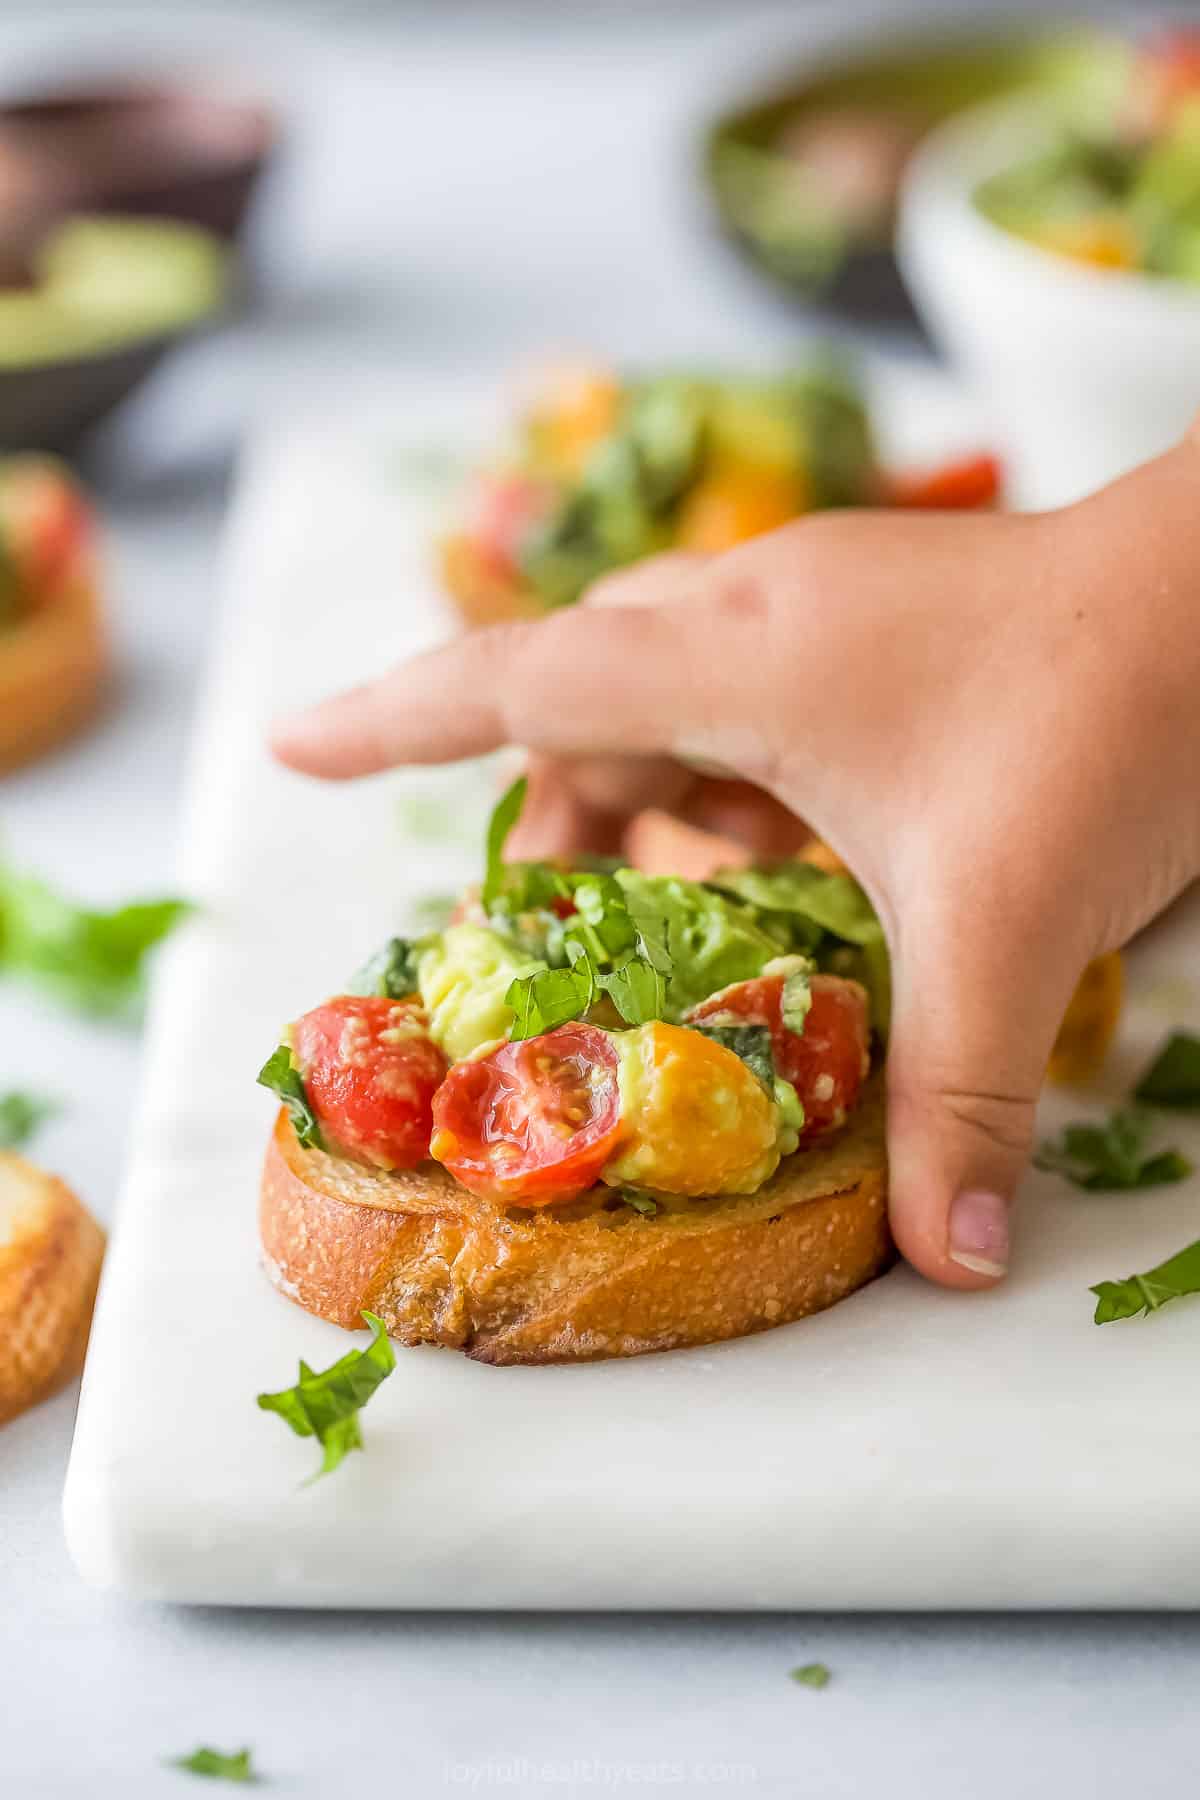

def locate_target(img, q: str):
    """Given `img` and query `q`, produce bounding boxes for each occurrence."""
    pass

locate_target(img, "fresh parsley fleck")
[1133,1031,1200,1109]
[1091,1236,1200,1324]
[689,1022,775,1090]
[790,1663,831,1689]
[0,1090,58,1150]
[257,1311,396,1480]
[0,863,189,1017]
[1034,1108,1192,1192]
[256,1045,324,1151]
[349,935,420,999]
[171,1746,258,1783]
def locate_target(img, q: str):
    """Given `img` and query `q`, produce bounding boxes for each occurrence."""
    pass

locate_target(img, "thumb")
[883,915,1078,1290]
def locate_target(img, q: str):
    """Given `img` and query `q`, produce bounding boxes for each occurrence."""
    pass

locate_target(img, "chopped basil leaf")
[621,1187,659,1217]
[1134,1031,1200,1109]
[171,1746,257,1783]
[1034,1109,1192,1191]
[0,863,189,1017]
[482,777,528,909]
[349,935,420,998]
[597,955,666,1025]
[789,1663,831,1690]
[690,1022,775,1090]
[0,1090,58,1150]
[616,871,780,1012]
[257,1310,395,1480]
[1091,1236,1200,1324]
[256,1045,324,1151]
[505,960,595,1040]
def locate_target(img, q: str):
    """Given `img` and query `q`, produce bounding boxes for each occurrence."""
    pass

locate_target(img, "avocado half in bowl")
[703,26,1127,322]
[0,214,228,452]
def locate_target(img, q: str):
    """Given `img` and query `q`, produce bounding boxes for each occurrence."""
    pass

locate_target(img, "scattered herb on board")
[790,1663,831,1690]
[1133,1031,1200,1109]
[257,1311,396,1480]
[0,1091,58,1150]
[1091,1236,1200,1325]
[170,1746,258,1783]
[0,861,189,1016]
[1034,1109,1191,1192]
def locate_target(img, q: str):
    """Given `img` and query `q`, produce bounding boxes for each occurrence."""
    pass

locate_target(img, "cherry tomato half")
[885,453,1001,511]
[687,972,869,1142]
[292,994,447,1171]
[0,457,93,604]
[430,1023,621,1206]
[468,473,557,583]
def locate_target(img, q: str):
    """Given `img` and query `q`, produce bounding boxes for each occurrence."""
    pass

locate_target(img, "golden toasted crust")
[438,533,540,629]
[0,572,107,773]
[0,1154,106,1426]
[259,1079,890,1363]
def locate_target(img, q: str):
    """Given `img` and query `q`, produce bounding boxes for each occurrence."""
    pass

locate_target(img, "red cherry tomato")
[469,473,557,582]
[885,453,1001,511]
[0,457,93,603]
[430,1023,621,1206]
[687,972,869,1142]
[291,995,447,1171]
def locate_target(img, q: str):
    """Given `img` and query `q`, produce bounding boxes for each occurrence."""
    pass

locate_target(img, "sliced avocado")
[0,215,226,368]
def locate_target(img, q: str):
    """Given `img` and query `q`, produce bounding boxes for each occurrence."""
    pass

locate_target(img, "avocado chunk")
[0,215,226,367]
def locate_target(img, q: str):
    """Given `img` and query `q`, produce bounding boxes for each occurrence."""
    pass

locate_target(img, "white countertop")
[4,4,1196,1796]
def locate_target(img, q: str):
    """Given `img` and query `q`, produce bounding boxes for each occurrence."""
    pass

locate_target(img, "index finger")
[270,590,776,783]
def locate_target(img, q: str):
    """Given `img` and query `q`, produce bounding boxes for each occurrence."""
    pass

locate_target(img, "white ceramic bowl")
[897,96,1200,509]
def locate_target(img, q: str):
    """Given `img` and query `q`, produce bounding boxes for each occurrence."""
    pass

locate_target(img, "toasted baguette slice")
[0,572,107,774]
[260,1077,890,1364]
[0,1154,105,1426]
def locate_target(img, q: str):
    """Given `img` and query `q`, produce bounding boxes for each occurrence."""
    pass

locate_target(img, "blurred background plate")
[702,22,1125,325]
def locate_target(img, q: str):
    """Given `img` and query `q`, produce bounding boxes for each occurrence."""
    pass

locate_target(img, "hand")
[272,434,1200,1291]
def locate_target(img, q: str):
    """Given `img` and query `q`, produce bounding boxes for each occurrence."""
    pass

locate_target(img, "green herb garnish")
[689,1022,775,1090]
[482,776,529,909]
[1091,1236,1200,1324]
[256,1045,324,1151]
[171,1746,258,1783]
[1133,1031,1200,1109]
[350,935,421,999]
[0,1090,58,1150]
[0,864,188,1016]
[257,1311,396,1480]
[621,1187,659,1217]
[1034,1108,1191,1191]
[790,1663,831,1689]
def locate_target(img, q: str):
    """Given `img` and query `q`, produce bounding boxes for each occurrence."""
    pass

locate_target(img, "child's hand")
[273,435,1200,1292]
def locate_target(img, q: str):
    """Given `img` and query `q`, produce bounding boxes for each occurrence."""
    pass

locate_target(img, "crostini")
[440,358,1001,623]
[259,780,893,1362]
[0,456,105,774]
[0,1153,105,1425]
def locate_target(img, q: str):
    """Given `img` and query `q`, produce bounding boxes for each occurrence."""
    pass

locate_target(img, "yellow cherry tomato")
[1047,953,1124,1086]
[1033,216,1141,271]
[603,1021,780,1197]
[529,366,621,477]
[674,464,807,554]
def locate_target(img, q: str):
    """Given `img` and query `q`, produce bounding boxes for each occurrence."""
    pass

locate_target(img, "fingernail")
[948,1189,1009,1279]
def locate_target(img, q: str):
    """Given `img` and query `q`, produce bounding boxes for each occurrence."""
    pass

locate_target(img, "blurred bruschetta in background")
[0,456,106,773]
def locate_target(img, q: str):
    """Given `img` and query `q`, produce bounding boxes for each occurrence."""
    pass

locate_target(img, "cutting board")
[64,367,1200,1608]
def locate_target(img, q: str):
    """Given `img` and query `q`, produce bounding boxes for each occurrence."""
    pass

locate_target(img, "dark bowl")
[0,82,273,452]
[703,26,1118,326]
[0,83,277,254]
[0,334,178,454]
